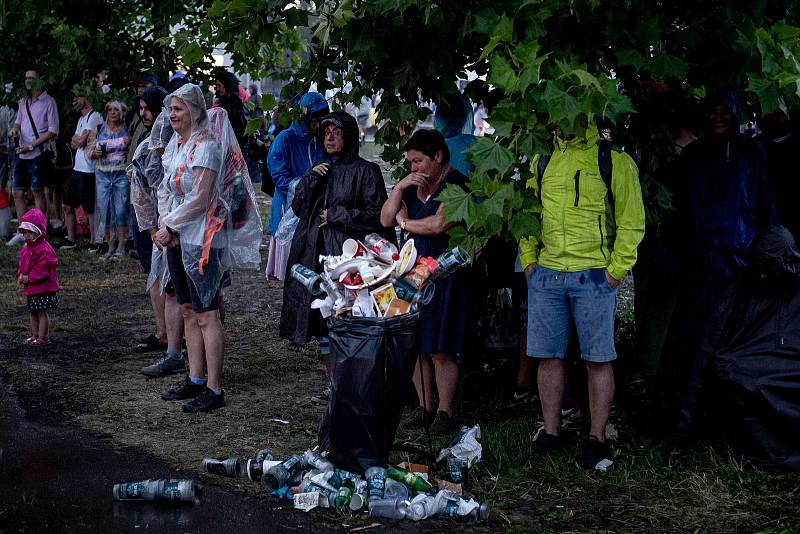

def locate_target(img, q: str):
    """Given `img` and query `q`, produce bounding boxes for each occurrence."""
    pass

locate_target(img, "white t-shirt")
[73,110,104,173]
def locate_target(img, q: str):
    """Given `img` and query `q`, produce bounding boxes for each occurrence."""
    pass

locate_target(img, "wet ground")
[0,382,333,534]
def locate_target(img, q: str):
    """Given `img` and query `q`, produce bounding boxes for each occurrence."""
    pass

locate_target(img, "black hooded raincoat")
[279,112,389,344]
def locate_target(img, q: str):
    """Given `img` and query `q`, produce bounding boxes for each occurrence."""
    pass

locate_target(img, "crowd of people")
[3,65,798,469]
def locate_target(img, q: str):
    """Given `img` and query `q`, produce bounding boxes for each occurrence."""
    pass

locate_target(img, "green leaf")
[244,117,262,136]
[466,137,516,177]
[488,54,517,93]
[747,75,782,114]
[487,102,517,138]
[615,49,645,70]
[508,211,540,241]
[560,69,602,91]
[438,183,478,227]
[479,14,514,61]
[182,42,205,65]
[207,0,227,18]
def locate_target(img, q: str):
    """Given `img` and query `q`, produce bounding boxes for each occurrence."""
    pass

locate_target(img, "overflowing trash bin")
[320,311,420,474]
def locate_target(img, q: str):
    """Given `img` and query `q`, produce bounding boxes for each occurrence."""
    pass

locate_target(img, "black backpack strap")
[597,139,613,206]
[24,98,41,140]
[536,154,551,195]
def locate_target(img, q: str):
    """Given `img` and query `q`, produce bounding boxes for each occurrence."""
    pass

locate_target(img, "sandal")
[23,336,38,346]
[29,337,50,347]
[135,334,168,353]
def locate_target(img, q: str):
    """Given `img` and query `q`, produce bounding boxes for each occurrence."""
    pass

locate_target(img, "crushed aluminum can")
[202,457,241,478]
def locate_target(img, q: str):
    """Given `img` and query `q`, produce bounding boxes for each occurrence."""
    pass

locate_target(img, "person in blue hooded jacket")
[434,93,475,176]
[264,92,329,280]
[667,90,778,404]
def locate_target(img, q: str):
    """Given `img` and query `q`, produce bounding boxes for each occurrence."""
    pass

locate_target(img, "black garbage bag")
[680,226,800,471]
[318,312,419,474]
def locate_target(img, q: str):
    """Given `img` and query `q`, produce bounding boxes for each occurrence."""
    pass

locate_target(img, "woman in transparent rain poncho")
[129,95,190,378]
[155,83,262,413]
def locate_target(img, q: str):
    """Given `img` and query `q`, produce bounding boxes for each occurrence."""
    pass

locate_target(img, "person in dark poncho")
[213,69,247,146]
[280,111,389,404]
[679,225,800,472]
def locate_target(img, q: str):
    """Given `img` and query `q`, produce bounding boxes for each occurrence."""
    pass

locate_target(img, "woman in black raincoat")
[279,112,388,380]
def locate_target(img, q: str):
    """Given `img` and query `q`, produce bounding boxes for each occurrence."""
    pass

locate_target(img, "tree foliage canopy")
[6,0,800,253]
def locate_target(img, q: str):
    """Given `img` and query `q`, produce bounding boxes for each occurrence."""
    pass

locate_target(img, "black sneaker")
[401,406,434,429]
[182,388,225,413]
[161,376,206,401]
[429,411,457,436]
[579,436,613,470]
[85,243,100,254]
[531,431,564,455]
[142,353,186,378]
[59,240,78,251]
[310,386,331,406]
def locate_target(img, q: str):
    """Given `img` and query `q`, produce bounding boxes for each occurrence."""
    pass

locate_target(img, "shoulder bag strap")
[24,98,41,140]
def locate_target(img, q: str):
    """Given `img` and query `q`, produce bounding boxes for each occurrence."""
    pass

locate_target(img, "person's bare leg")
[432,353,458,416]
[29,312,39,339]
[516,334,533,390]
[150,284,167,343]
[586,362,615,441]
[13,191,27,221]
[34,189,46,216]
[37,311,49,340]
[115,226,127,253]
[52,183,64,222]
[537,358,565,436]
[196,309,224,390]
[87,212,97,244]
[412,354,437,413]
[181,305,205,378]
[165,293,184,351]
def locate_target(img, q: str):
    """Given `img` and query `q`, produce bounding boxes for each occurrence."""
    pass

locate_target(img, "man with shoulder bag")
[7,68,59,246]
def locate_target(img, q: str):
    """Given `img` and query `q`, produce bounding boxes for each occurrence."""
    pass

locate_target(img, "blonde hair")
[105,100,128,118]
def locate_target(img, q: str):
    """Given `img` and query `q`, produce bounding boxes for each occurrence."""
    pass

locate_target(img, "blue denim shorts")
[12,155,43,192]
[526,266,617,362]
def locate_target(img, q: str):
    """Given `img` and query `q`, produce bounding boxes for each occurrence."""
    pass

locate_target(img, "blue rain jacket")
[266,92,328,234]
[681,132,778,281]
[434,96,476,176]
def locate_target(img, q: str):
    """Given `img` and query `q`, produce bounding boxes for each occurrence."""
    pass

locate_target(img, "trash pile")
[200,425,488,521]
[291,233,469,318]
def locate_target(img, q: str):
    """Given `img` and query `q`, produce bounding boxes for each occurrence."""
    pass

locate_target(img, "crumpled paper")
[436,425,482,467]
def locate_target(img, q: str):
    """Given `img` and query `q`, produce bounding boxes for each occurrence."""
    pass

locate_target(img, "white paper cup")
[342,239,358,259]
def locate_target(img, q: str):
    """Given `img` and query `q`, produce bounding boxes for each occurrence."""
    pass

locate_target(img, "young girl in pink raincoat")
[16,208,60,346]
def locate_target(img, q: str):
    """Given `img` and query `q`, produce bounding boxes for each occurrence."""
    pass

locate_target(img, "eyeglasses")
[324,127,343,138]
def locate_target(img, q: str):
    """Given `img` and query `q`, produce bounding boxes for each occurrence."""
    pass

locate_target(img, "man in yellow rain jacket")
[520,124,644,469]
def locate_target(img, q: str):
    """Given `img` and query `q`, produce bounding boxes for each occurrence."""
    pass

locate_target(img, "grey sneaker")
[310,386,331,406]
[142,353,186,378]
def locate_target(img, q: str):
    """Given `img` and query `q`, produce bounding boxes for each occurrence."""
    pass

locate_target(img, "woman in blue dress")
[380,129,470,434]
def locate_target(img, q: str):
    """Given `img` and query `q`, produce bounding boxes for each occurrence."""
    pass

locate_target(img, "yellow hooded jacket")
[519,126,645,281]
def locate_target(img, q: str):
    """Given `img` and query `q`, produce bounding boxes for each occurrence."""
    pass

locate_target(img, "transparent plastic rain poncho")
[130,108,174,291]
[158,84,262,307]
[273,178,301,242]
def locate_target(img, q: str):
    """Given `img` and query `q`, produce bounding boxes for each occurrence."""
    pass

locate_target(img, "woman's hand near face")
[398,172,428,191]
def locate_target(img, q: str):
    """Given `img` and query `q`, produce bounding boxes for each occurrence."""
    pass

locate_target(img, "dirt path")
[0,242,495,533]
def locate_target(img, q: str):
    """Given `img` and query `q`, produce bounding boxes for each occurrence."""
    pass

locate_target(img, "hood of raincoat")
[705,89,742,126]
[166,83,208,131]
[149,109,174,151]
[435,94,474,139]
[320,112,359,163]
[750,225,800,277]
[299,92,329,129]
[18,208,47,240]
[140,86,168,130]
